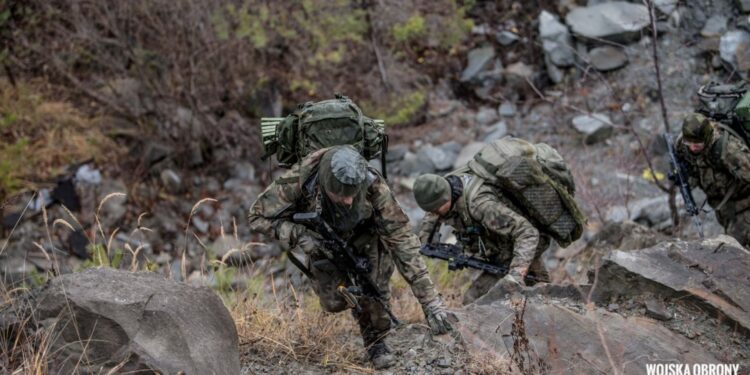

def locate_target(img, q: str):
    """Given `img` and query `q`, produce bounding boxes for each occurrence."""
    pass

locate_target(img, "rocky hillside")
[2,0,750,374]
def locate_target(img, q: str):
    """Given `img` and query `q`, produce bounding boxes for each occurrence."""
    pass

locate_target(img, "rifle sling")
[287,250,316,281]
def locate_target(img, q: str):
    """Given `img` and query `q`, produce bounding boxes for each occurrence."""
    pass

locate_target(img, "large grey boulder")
[459,286,720,374]
[565,2,650,43]
[738,0,750,12]
[28,268,240,375]
[417,145,458,171]
[720,30,750,71]
[597,236,750,333]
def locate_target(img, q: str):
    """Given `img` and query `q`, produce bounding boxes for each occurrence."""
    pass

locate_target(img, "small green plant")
[392,14,426,43]
[213,264,237,294]
[364,90,426,126]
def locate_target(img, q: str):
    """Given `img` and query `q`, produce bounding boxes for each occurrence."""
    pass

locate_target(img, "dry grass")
[0,79,121,199]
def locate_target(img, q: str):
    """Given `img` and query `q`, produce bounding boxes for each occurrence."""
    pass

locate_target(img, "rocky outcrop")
[458,284,721,375]
[25,268,240,375]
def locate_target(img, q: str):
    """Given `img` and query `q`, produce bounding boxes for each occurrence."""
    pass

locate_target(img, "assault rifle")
[292,212,400,325]
[420,243,509,275]
[663,133,704,238]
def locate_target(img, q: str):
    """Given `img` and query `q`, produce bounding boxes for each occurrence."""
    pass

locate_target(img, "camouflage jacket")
[677,125,750,218]
[248,148,439,305]
[417,172,542,271]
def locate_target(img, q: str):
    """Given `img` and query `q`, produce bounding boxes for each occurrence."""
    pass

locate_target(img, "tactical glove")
[421,298,458,335]
[502,268,526,286]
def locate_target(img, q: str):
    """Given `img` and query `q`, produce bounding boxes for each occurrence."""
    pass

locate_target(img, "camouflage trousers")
[462,236,550,305]
[305,235,394,348]
[719,207,750,247]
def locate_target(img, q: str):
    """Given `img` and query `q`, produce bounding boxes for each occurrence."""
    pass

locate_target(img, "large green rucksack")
[697,81,750,146]
[462,137,586,247]
[261,94,388,175]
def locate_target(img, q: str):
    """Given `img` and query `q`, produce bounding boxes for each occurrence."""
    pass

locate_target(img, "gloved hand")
[277,222,326,256]
[421,298,458,335]
[296,230,330,258]
[504,267,527,285]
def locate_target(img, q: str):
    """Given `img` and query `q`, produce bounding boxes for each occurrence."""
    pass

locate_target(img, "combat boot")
[367,341,395,369]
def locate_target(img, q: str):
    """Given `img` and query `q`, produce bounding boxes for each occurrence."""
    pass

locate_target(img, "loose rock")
[572,113,614,144]
[720,30,750,71]
[566,2,650,43]
[588,46,629,71]
[701,15,728,38]
[460,47,496,83]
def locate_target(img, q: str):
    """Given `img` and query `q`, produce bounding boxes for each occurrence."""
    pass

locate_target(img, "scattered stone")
[460,47,496,83]
[588,46,629,71]
[141,141,172,169]
[475,107,499,126]
[607,303,620,312]
[439,141,463,156]
[482,121,508,143]
[720,30,750,71]
[739,0,750,13]
[645,299,672,321]
[504,62,534,80]
[654,0,678,15]
[417,145,457,171]
[160,169,183,194]
[453,142,486,169]
[435,358,452,368]
[572,113,614,144]
[386,144,409,162]
[565,2,650,43]
[539,11,575,67]
[192,216,210,234]
[498,102,516,117]
[397,152,436,177]
[701,15,728,38]
[24,268,240,375]
[496,30,519,46]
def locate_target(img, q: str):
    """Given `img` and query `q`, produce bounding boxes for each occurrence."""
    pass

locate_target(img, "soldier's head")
[413,174,452,216]
[319,146,368,208]
[682,113,713,154]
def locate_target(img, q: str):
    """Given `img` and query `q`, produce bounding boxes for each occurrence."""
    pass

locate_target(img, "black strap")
[287,250,315,281]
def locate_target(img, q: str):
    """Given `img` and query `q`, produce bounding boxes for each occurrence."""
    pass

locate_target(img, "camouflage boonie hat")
[682,113,713,143]
[319,146,368,197]
[413,174,451,212]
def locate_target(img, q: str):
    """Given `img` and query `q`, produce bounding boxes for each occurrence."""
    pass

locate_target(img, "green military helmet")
[413,174,451,212]
[682,113,713,144]
[319,146,368,197]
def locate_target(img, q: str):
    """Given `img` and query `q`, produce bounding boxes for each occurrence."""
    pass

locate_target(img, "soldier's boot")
[367,341,395,370]
[353,297,394,369]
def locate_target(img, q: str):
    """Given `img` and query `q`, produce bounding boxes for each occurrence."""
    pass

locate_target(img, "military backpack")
[461,137,586,247]
[261,94,388,176]
[696,81,750,146]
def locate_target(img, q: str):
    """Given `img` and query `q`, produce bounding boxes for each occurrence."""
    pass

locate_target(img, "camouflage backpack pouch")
[466,137,586,247]
[262,94,386,169]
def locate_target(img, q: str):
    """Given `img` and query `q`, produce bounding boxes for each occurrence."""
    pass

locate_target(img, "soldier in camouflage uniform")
[248,146,455,369]
[413,173,550,304]
[676,113,750,246]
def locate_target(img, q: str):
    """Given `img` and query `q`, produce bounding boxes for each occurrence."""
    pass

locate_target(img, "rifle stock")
[663,133,704,238]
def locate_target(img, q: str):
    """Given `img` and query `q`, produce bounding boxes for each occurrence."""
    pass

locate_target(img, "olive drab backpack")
[697,81,750,147]
[463,137,586,247]
[261,94,388,176]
